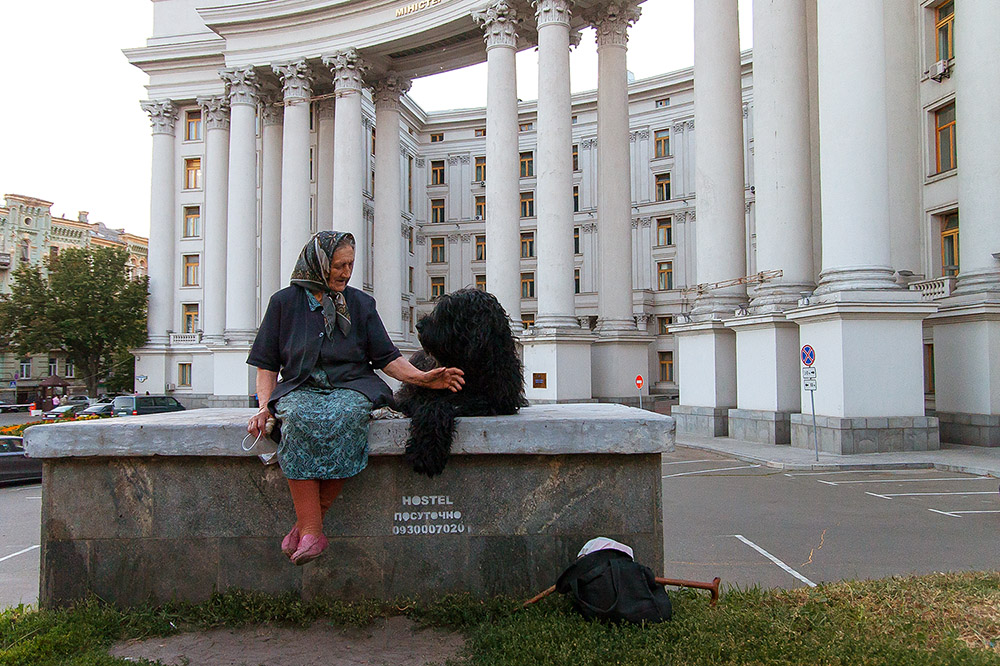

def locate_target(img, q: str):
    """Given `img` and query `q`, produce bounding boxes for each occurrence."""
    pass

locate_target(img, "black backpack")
[555,548,672,625]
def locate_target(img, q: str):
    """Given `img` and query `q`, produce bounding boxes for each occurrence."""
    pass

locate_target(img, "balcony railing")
[169,332,202,345]
[908,276,956,301]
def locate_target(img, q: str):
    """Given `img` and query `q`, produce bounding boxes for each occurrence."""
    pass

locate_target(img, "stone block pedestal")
[521,329,594,402]
[671,405,729,437]
[790,414,939,454]
[728,408,792,445]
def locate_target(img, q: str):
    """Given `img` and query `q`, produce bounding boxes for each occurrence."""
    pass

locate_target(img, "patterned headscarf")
[289,231,354,337]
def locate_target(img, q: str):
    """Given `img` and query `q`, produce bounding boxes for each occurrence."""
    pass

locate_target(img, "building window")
[408,267,414,293]
[941,212,959,277]
[574,268,580,294]
[185,110,202,141]
[431,199,445,224]
[935,104,956,173]
[475,235,486,261]
[573,185,579,213]
[178,363,192,387]
[475,196,486,220]
[475,128,486,137]
[658,316,673,335]
[65,360,74,378]
[571,115,578,124]
[659,351,674,382]
[657,261,673,291]
[572,144,579,171]
[430,132,444,143]
[48,357,57,377]
[574,227,580,254]
[475,156,486,182]
[409,307,415,333]
[408,155,414,212]
[184,158,202,190]
[475,274,486,290]
[408,227,414,253]
[49,246,59,262]
[430,276,445,299]
[656,217,673,246]
[521,232,535,258]
[655,173,671,201]
[520,151,534,178]
[183,303,199,334]
[431,160,445,185]
[309,148,315,181]
[936,1,954,61]
[520,191,535,218]
[182,254,200,286]
[924,343,935,394]
[655,98,670,108]
[521,272,535,298]
[371,126,376,155]
[654,129,670,158]
[19,359,30,379]
[519,122,532,132]
[183,206,200,238]
[521,312,535,329]
[430,237,445,263]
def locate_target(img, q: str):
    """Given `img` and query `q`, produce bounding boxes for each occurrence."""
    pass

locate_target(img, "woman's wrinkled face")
[328,245,355,292]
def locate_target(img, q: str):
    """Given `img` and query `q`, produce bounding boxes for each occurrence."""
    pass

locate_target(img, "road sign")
[801,345,815,366]
[802,367,817,379]
[7,381,14,388]
[803,379,817,391]
[635,375,643,390]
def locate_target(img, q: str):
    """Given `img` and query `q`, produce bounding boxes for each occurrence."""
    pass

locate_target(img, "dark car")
[41,404,89,420]
[112,395,186,417]
[0,436,41,486]
[80,403,114,417]
[0,400,20,413]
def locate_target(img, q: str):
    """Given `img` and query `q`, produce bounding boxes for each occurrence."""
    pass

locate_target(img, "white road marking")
[950,510,1000,515]
[661,459,717,466]
[730,534,817,588]
[663,464,761,478]
[0,545,39,563]
[819,477,989,486]
[877,491,997,497]
[929,509,961,518]
[784,470,916,477]
[865,492,893,499]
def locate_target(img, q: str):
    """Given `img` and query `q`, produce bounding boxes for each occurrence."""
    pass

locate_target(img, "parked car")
[0,400,21,413]
[65,395,91,405]
[0,436,41,486]
[80,403,114,417]
[112,395,186,417]
[41,404,89,421]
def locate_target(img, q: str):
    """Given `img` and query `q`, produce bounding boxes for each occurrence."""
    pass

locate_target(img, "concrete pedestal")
[672,320,736,436]
[26,404,673,607]
[590,332,651,403]
[209,346,255,407]
[521,330,594,402]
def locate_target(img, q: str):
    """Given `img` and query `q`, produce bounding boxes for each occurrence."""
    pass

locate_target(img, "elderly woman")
[247,231,464,565]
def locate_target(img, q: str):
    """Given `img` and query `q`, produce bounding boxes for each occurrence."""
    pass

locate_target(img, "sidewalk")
[676,432,1000,478]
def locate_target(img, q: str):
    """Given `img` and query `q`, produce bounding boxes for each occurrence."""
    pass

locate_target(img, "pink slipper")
[281,526,300,558]
[290,533,328,565]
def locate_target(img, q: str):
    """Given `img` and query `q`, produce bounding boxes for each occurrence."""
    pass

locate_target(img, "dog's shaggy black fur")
[394,288,527,477]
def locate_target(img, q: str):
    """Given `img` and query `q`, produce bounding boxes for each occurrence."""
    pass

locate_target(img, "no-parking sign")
[801,345,815,367]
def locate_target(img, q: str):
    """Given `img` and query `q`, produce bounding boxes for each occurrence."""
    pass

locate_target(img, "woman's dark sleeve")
[247,293,282,372]
[366,300,402,370]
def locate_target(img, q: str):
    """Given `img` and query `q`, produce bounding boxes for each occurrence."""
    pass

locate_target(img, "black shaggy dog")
[395,288,527,477]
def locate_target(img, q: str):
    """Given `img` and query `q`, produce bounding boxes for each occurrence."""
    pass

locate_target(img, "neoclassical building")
[127,0,999,451]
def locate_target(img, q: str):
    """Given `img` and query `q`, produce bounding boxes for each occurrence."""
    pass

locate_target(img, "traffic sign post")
[635,375,644,410]
[801,346,819,462]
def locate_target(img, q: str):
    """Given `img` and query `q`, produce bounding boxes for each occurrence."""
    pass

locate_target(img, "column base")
[937,412,1000,447]
[672,405,729,438]
[133,347,168,394]
[211,346,254,399]
[223,328,258,345]
[724,313,801,416]
[591,331,652,400]
[671,320,736,425]
[728,408,792,445]
[521,329,594,402]
[791,414,940,454]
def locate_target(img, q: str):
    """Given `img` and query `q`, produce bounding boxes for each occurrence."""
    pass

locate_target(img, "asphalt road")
[661,447,1000,591]
[0,481,42,608]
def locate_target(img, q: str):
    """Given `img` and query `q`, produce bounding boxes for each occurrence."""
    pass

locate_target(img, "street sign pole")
[810,388,819,462]
[635,375,644,410]
[801,345,819,462]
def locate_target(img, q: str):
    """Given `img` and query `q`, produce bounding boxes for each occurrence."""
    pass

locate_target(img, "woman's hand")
[247,407,271,439]
[421,366,465,392]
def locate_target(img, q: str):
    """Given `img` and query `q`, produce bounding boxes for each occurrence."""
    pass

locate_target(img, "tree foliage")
[0,246,148,397]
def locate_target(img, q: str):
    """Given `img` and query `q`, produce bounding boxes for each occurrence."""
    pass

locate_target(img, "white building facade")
[128,0,999,451]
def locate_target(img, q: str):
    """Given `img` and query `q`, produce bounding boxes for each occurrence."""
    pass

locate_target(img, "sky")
[0,0,751,238]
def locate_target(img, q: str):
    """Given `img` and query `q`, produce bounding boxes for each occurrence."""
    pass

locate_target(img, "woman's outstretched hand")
[422,366,465,392]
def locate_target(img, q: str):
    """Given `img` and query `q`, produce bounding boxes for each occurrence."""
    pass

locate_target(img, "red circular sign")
[635,375,644,389]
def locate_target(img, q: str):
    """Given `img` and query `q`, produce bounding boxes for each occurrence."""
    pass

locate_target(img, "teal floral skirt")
[274,372,373,480]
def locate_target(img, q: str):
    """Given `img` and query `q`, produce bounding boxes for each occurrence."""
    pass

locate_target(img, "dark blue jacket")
[247,285,401,414]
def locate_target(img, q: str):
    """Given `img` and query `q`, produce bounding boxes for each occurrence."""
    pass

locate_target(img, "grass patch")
[1,572,998,665]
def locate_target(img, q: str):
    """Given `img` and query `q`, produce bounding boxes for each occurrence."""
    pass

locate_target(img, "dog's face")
[416,288,513,368]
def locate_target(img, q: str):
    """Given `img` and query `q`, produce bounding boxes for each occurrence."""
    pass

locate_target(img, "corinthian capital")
[322,49,369,93]
[372,73,413,109]
[196,96,230,131]
[140,100,177,136]
[588,1,641,48]
[533,0,572,28]
[260,95,284,126]
[219,67,260,106]
[473,0,519,50]
[272,60,313,100]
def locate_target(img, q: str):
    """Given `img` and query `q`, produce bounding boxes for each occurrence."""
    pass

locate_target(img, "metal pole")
[810,390,819,462]
[638,387,643,411]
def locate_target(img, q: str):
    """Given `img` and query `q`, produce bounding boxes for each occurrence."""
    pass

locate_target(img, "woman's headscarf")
[289,231,354,338]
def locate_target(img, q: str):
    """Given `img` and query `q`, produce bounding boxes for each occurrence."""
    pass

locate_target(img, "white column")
[196,95,230,345]
[220,67,259,339]
[273,60,314,286]
[474,1,521,324]
[260,99,283,306]
[373,74,411,340]
[954,0,1000,293]
[139,100,177,346]
[316,100,335,232]
[533,0,576,329]
[691,0,746,316]
[323,49,369,287]
[750,0,813,310]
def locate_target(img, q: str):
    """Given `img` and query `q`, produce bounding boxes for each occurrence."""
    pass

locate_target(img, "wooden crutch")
[523,575,721,607]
